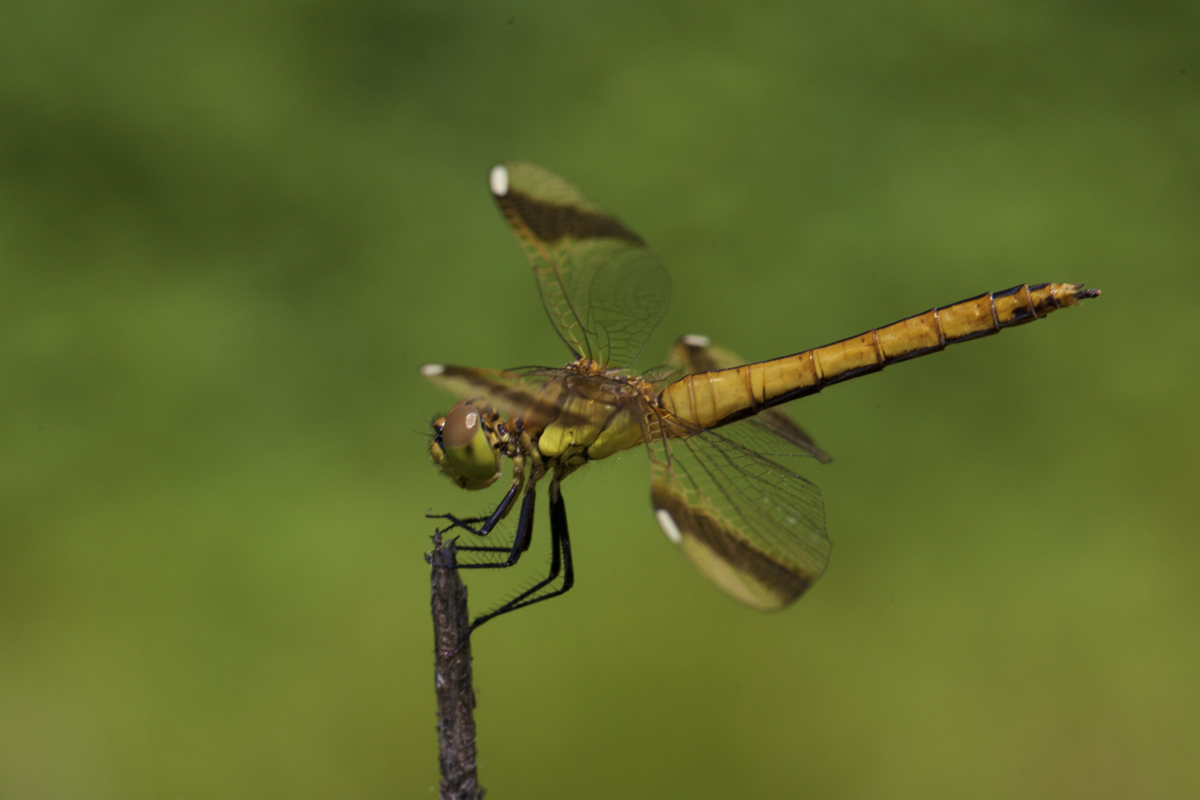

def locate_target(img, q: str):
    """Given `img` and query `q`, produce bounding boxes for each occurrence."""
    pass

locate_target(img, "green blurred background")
[2,1,1197,797]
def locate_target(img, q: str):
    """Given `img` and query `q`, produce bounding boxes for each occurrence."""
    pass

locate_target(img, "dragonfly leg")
[426,480,521,537]
[428,487,537,569]
[469,479,574,633]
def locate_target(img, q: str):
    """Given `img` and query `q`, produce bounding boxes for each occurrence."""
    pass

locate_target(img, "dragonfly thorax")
[526,365,656,464]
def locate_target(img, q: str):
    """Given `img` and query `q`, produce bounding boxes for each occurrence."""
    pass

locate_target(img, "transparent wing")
[490,162,671,369]
[645,412,830,610]
[421,364,559,420]
[658,334,832,463]
[717,417,833,463]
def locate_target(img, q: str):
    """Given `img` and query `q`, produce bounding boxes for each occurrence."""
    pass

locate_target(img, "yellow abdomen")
[660,283,1099,430]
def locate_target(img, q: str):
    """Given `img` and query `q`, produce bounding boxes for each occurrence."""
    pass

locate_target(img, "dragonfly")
[422,162,1099,633]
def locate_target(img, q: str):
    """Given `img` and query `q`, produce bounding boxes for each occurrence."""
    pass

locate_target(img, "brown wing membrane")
[663,335,832,463]
[489,162,671,369]
[420,364,560,420]
[644,412,829,610]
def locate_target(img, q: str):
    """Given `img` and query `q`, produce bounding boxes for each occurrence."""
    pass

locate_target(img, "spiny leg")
[428,487,537,569]
[426,480,521,537]
[469,479,575,633]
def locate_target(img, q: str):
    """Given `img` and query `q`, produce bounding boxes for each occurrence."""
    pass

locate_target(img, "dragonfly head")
[429,400,501,490]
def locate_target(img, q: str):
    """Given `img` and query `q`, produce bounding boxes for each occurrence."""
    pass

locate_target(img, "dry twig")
[430,532,484,800]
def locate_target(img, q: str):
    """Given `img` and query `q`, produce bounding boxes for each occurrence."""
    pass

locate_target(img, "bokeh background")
[3,1,1198,797]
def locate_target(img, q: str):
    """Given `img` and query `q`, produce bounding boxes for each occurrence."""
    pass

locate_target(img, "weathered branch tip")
[430,532,484,800]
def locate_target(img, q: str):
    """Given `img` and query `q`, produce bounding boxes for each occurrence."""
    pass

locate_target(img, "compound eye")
[443,402,482,448]
[440,402,499,486]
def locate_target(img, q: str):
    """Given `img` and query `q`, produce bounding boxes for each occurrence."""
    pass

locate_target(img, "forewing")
[490,162,670,368]
[661,335,832,463]
[645,414,829,610]
[420,364,558,421]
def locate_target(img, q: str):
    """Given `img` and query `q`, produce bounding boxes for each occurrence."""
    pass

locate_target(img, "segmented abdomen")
[659,283,1099,431]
